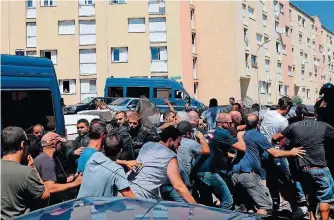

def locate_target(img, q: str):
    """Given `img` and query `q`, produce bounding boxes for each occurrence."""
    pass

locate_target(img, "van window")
[127,87,150,98]
[174,90,190,101]
[1,90,56,132]
[108,87,123,97]
[154,88,172,98]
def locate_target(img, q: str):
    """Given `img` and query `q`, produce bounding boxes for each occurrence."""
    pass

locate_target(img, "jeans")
[196,172,233,210]
[295,181,306,202]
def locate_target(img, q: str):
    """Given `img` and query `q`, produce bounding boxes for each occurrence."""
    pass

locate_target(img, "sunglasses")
[129,122,138,126]
[77,126,85,129]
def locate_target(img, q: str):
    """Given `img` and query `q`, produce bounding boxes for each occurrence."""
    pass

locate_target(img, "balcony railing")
[151,60,168,72]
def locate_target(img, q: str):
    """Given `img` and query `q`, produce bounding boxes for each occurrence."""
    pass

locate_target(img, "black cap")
[177,121,193,135]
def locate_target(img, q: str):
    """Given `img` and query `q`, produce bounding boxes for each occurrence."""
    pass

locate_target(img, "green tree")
[291,96,303,105]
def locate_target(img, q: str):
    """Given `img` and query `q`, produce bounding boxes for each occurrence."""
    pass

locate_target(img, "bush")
[291,96,303,105]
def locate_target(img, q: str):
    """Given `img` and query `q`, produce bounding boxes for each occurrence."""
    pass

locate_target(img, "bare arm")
[167,158,197,204]
[196,132,210,155]
[44,174,82,194]
[232,131,246,152]
[272,132,285,143]
[164,98,175,113]
[267,147,305,158]
[119,187,136,198]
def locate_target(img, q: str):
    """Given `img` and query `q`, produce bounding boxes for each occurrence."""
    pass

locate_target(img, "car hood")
[107,105,128,111]
[14,197,261,220]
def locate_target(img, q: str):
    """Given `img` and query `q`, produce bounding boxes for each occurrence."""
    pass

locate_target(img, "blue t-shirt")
[232,129,272,174]
[77,147,97,173]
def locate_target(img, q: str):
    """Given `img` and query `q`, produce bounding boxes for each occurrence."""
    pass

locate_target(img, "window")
[107,87,123,97]
[153,88,172,98]
[307,38,310,46]
[256,33,262,45]
[266,83,272,94]
[251,55,257,68]
[41,0,56,7]
[279,3,284,13]
[285,26,290,37]
[78,0,95,16]
[275,21,279,33]
[312,40,315,51]
[151,47,167,61]
[298,15,301,26]
[315,27,318,33]
[110,0,126,4]
[128,18,145,33]
[26,51,36,57]
[265,59,270,72]
[302,18,306,28]
[284,85,289,95]
[79,20,96,45]
[299,33,302,44]
[26,22,36,48]
[40,50,57,64]
[111,47,128,63]
[79,49,96,75]
[319,44,323,53]
[304,53,308,61]
[59,80,76,94]
[289,9,292,21]
[27,0,35,8]
[15,49,25,56]
[79,0,94,5]
[245,53,249,69]
[262,14,267,26]
[259,81,265,94]
[58,20,75,35]
[127,87,150,98]
[288,66,292,76]
[300,51,303,63]
[301,70,305,80]
[148,0,165,14]
[282,44,286,54]
[276,42,281,54]
[248,7,254,19]
[80,79,97,101]
[307,89,310,98]
[149,17,166,42]
[244,28,248,47]
[190,8,195,29]
[2,90,56,132]
[279,84,283,95]
[242,4,246,18]
[174,90,189,100]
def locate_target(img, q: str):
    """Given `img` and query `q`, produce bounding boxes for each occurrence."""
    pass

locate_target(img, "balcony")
[148,0,166,14]
[79,4,95,16]
[151,60,168,72]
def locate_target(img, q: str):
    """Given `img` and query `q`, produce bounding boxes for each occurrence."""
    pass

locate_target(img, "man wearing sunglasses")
[1,126,50,219]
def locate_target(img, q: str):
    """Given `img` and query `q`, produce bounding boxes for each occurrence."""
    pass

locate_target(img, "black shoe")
[291,207,306,220]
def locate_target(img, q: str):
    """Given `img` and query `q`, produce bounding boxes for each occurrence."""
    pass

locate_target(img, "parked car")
[64,97,117,115]
[107,97,139,112]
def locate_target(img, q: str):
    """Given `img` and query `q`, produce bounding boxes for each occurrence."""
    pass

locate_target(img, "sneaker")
[279,200,291,211]
[291,207,306,220]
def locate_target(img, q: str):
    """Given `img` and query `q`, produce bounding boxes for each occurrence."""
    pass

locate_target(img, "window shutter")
[159,47,167,60]
[70,80,76,94]
[59,81,63,93]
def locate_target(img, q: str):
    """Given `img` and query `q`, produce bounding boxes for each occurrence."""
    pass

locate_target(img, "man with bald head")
[229,111,242,128]
[189,110,206,134]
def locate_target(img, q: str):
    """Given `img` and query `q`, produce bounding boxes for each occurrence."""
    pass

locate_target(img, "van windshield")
[111,98,130,106]
[1,90,56,133]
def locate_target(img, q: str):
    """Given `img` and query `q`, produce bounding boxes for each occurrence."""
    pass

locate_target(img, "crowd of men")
[2,87,334,220]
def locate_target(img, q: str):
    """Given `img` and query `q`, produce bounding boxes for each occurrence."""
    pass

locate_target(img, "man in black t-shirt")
[273,120,334,220]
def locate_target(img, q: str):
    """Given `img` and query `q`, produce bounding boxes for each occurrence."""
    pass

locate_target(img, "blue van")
[1,54,66,136]
[104,78,205,112]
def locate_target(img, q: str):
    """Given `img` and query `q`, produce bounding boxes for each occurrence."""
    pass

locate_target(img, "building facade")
[1,0,334,106]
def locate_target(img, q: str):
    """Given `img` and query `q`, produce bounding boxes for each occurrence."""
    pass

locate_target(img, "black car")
[63,97,117,114]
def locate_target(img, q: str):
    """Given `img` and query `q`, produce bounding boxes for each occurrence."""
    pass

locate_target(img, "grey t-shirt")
[77,152,130,198]
[176,138,201,186]
[34,153,57,182]
[1,160,45,219]
[129,142,176,199]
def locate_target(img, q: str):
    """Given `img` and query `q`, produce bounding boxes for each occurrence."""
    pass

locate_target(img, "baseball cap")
[177,121,193,135]
[41,132,66,147]
[212,128,237,146]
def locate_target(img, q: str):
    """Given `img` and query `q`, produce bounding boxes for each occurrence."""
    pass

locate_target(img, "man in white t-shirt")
[260,96,304,218]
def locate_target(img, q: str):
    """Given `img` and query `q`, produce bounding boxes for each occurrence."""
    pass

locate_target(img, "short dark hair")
[1,126,27,155]
[209,98,218,108]
[277,96,293,110]
[163,110,175,120]
[77,119,89,127]
[160,126,182,143]
[233,103,242,110]
[229,97,235,101]
[116,111,127,118]
[104,132,122,158]
[90,118,101,125]
[246,114,259,130]
[89,121,107,139]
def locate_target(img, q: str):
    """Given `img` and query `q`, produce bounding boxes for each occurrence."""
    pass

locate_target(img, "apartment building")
[1,0,334,106]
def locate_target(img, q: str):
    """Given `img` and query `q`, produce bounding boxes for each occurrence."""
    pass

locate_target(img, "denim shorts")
[300,167,334,203]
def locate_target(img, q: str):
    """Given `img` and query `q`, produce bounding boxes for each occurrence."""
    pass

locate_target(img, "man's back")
[77,152,130,197]
[260,110,288,144]
[282,120,334,168]
[129,142,176,199]
[1,160,45,219]
[233,129,271,174]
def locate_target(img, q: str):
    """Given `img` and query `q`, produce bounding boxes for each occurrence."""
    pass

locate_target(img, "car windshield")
[110,98,130,106]
[79,97,95,104]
